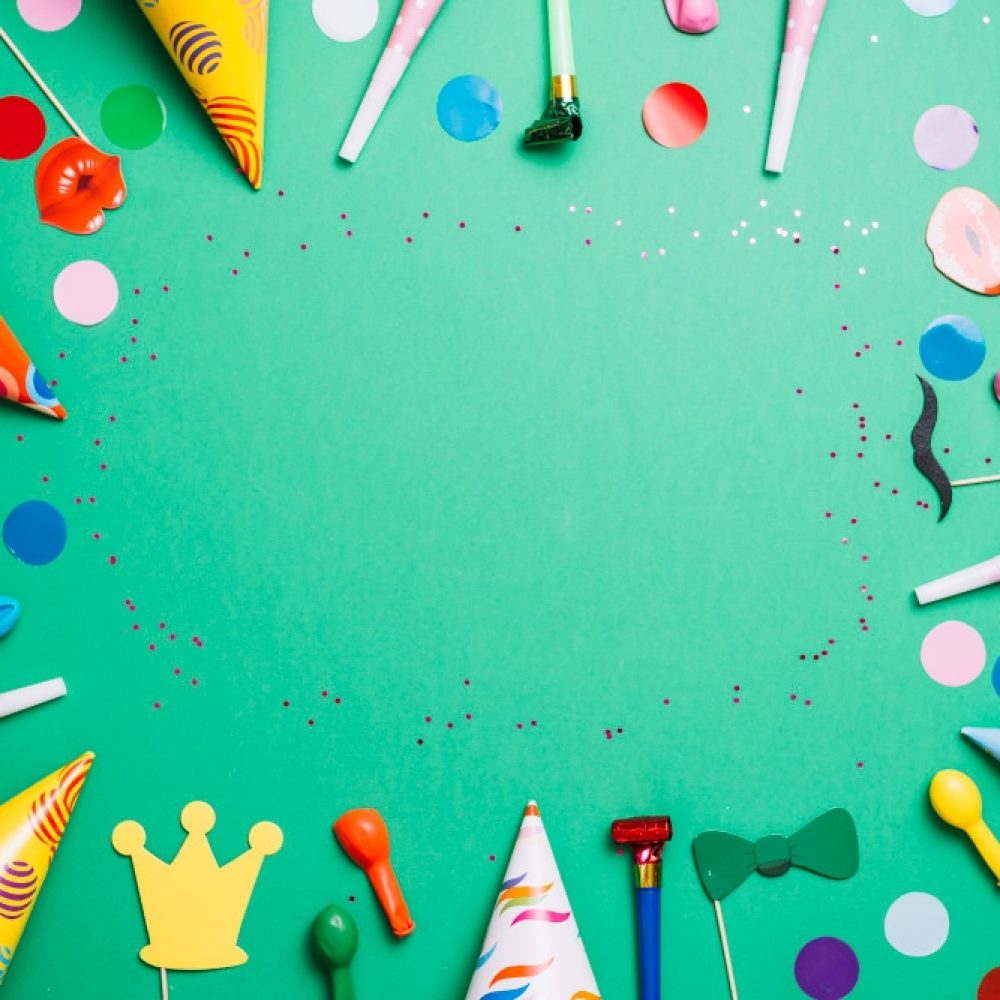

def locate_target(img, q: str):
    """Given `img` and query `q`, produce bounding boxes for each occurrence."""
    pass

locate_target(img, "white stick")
[160,967,168,1000]
[951,473,1000,488]
[0,25,88,141]
[714,900,739,1000]
[0,678,66,719]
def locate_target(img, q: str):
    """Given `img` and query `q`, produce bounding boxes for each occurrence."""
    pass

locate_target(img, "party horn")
[334,808,415,936]
[930,769,1000,882]
[612,815,673,1000]
[523,0,582,145]
[339,0,448,162]
[312,904,359,999]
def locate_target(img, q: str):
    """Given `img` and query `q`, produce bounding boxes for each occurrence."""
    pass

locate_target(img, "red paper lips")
[35,137,127,236]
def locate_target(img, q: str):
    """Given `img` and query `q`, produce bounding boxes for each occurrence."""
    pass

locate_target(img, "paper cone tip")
[524,801,540,816]
[962,727,1000,761]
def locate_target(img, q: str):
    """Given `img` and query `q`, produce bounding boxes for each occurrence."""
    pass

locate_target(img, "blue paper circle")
[3,500,67,566]
[992,656,1000,698]
[919,314,986,381]
[436,75,503,142]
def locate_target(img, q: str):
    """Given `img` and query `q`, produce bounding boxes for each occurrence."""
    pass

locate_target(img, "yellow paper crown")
[112,801,282,971]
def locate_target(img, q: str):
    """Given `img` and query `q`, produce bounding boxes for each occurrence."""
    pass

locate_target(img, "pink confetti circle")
[642,82,708,148]
[16,0,81,31]
[921,620,986,687]
[53,261,119,327]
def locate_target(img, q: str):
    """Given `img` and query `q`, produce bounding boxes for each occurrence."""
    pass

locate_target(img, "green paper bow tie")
[692,808,859,902]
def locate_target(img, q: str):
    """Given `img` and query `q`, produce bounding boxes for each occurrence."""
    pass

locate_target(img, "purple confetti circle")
[913,105,979,170]
[794,937,859,999]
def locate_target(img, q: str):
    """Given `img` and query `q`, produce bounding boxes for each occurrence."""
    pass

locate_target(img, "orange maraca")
[333,808,415,937]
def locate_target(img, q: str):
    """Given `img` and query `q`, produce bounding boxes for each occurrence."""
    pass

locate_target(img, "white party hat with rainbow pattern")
[464,801,601,1000]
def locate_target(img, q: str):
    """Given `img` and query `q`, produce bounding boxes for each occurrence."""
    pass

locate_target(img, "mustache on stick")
[911,375,952,521]
[911,374,1000,522]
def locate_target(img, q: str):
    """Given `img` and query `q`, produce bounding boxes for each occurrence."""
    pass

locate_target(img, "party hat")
[0,314,65,420]
[138,0,269,189]
[464,801,600,1000]
[963,727,1000,764]
[0,751,95,985]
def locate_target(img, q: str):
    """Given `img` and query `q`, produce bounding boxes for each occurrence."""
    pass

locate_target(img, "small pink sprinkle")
[896,339,903,346]
[458,221,466,229]
[191,678,198,686]
[856,452,864,459]
[174,668,182,676]
[130,336,137,344]
[41,475,48,483]
[405,236,413,244]
[584,239,592,246]
[232,268,239,276]
[100,463,107,471]
[416,738,424,746]
[278,190,285,197]
[300,243,307,250]
[92,532,100,540]
[425,715,432,723]
[804,699,812,706]
[109,555,117,565]
[733,684,741,691]
[874,481,881,488]
[282,699,289,707]
[733,697,741,704]
[663,698,670,705]
[121,356,128,363]
[169,633,176,640]
[206,234,213,241]
[464,679,471,686]
[830,452,837,459]
[162,285,169,293]
[834,283,841,289]
[856,761,864,768]
[109,415,116,422]
[154,701,161,709]
[307,719,315,727]
[531,720,538,727]
[16,435,22,443]
[465,712,472,720]
[832,246,840,254]
[133,288,140,296]
[132,624,139,632]
[791,694,797,700]
[150,354,157,361]
[346,230,353,237]
[447,721,454,729]
[825,511,832,518]
[89,497,95,503]
[243,250,250,258]
[335,696,342,704]
[514,225,522,232]
[842,325,849,332]
[321,690,328,697]
[841,537,849,544]
[489,854,495,861]
[58,351,65,359]
[885,433,892,440]
[148,644,156,651]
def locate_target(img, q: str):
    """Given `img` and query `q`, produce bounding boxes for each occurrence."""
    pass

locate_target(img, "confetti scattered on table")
[902,0,957,14]
[914,105,979,170]
[312,0,379,42]
[921,620,986,687]
[436,75,503,143]
[0,96,46,160]
[53,260,119,326]
[642,82,708,148]
[919,315,986,381]
[3,500,67,566]
[100,85,167,150]
[884,892,949,956]
[16,0,81,31]
[794,937,859,999]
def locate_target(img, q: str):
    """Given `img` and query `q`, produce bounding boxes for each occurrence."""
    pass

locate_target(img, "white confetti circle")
[884,892,949,956]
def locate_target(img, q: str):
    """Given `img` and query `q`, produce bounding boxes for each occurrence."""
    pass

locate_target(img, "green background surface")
[0,0,998,997]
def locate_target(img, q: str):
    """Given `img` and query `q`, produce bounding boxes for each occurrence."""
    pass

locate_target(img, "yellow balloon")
[930,769,983,830]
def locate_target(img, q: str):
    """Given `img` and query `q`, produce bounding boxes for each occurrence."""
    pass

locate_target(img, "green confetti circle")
[100,85,166,150]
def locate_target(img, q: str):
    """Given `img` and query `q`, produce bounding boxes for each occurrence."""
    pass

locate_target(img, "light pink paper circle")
[921,620,986,687]
[16,0,82,32]
[53,261,119,326]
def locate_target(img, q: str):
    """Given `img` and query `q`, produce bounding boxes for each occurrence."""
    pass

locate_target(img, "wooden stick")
[160,967,168,1000]
[0,24,88,141]
[951,473,1000,488]
[714,900,739,1000]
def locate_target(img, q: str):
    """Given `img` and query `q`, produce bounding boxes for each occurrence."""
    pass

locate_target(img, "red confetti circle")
[0,96,46,160]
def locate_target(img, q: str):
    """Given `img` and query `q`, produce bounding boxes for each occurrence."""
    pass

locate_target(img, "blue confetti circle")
[3,501,67,566]
[919,314,986,381]
[436,75,503,143]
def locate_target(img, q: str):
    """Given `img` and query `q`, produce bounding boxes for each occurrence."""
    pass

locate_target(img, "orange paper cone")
[138,1,269,189]
[0,313,65,420]
[0,752,94,985]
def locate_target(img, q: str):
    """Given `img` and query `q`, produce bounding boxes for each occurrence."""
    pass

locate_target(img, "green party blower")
[524,0,582,145]
[312,904,359,999]
[693,808,859,1000]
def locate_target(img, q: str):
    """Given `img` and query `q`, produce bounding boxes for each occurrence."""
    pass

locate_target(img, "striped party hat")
[464,801,601,1000]
[0,752,94,986]
[137,0,269,189]
[0,313,66,420]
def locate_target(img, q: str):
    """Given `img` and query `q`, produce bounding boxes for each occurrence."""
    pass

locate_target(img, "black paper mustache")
[911,374,1000,522]
[911,375,952,521]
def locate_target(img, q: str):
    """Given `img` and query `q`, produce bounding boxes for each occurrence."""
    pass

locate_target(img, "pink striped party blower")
[339,0,448,163]
[765,0,828,173]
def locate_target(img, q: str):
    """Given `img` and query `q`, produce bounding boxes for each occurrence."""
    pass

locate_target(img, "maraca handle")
[967,819,1000,881]
[331,967,356,1000]
[635,885,661,1000]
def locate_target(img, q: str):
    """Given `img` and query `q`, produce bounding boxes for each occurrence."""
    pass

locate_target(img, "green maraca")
[312,903,359,999]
